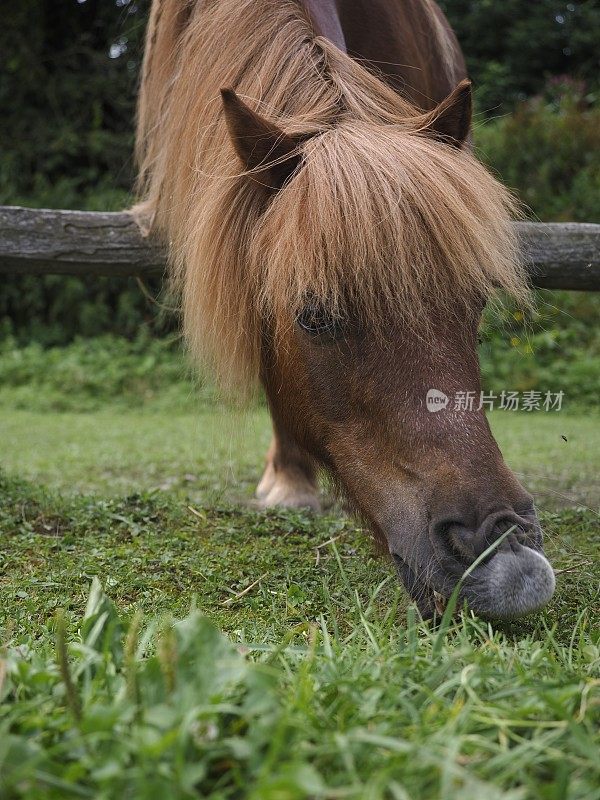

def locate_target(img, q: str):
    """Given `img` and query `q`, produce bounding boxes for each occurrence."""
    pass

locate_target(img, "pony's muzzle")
[460,542,555,619]
[439,510,555,619]
[395,508,556,620]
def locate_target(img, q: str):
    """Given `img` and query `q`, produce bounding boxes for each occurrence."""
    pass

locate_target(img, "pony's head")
[137,0,554,618]
[216,81,554,619]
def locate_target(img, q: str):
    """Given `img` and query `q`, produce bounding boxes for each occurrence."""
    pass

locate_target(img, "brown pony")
[135,0,555,619]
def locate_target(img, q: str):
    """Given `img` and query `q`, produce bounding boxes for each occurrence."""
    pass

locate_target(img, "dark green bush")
[480,290,600,408]
[0,334,210,411]
[475,84,600,221]
[0,274,175,347]
[439,0,600,114]
[0,0,148,211]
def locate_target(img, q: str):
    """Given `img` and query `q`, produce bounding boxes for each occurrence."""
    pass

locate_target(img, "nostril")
[490,511,543,552]
[448,525,486,561]
[439,511,541,565]
[430,505,544,568]
[430,513,476,541]
[430,516,470,559]
[493,520,527,552]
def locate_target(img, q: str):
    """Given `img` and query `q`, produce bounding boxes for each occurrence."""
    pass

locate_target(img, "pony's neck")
[330,0,467,109]
[299,0,346,52]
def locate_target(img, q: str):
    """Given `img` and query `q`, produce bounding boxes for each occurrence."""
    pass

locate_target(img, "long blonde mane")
[136,0,527,391]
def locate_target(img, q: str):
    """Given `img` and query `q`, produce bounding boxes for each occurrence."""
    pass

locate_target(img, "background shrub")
[1,0,598,407]
[475,83,600,222]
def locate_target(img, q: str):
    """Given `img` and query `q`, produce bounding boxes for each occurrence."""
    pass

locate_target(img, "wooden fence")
[1,205,599,290]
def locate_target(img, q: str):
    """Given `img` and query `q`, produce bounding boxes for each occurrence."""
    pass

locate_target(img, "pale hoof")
[255,468,321,512]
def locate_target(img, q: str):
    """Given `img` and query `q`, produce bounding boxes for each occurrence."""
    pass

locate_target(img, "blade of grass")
[432,526,516,657]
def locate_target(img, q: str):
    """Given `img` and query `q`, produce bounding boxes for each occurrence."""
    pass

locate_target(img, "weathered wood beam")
[0,206,165,279]
[1,206,599,290]
[515,222,600,291]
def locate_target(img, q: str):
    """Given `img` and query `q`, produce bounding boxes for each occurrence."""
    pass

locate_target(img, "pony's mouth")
[392,530,556,620]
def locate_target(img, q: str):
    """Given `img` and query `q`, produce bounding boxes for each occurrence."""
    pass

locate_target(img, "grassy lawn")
[0,401,599,798]
[0,406,270,502]
[0,407,598,510]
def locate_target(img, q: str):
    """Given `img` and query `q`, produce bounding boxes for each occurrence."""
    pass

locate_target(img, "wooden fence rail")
[1,205,599,290]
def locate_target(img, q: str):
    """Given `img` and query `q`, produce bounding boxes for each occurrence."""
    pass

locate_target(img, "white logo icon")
[426,389,449,412]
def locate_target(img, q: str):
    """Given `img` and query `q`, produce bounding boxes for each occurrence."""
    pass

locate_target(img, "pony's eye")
[296,304,343,338]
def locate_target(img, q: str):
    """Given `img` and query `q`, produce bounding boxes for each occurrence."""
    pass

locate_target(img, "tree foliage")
[0,0,149,210]
[439,0,600,112]
[1,0,598,210]
[1,0,599,346]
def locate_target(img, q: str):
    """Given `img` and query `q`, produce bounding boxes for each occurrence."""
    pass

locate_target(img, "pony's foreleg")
[255,421,320,511]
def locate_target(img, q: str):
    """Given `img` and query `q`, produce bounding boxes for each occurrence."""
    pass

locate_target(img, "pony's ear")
[221,88,302,188]
[421,79,472,148]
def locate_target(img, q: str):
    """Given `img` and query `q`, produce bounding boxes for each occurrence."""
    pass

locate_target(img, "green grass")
[1,583,599,800]
[0,407,598,510]
[0,407,269,501]
[0,427,599,799]
[1,371,599,798]
[0,468,597,643]
[0,457,598,800]
[488,413,600,511]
